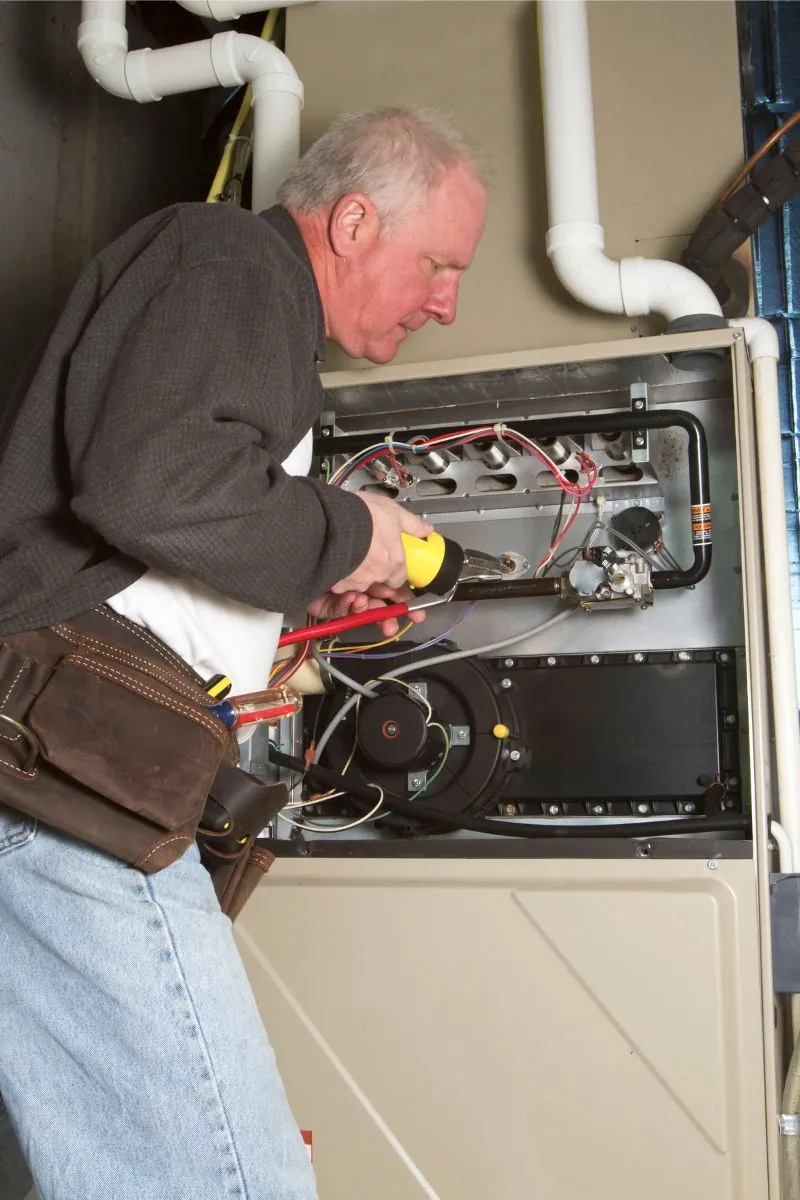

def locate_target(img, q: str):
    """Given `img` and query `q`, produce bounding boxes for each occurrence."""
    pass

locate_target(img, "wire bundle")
[327,425,598,498]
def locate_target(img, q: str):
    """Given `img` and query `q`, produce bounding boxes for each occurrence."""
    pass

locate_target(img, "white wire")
[278,785,384,833]
[285,793,345,809]
[328,441,416,486]
[313,606,579,764]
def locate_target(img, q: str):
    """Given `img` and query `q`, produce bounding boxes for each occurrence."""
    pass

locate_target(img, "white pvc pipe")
[772,820,795,874]
[176,0,313,18]
[250,80,302,211]
[78,0,303,208]
[537,0,722,323]
[730,317,800,869]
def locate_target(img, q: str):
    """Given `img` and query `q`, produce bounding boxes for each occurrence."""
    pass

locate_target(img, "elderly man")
[0,106,486,1199]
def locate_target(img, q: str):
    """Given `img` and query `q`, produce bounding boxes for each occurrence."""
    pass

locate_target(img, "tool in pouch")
[0,608,287,920]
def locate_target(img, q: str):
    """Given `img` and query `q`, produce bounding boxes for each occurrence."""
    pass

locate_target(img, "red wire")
[278,603,411,648]
[334,429,599,500]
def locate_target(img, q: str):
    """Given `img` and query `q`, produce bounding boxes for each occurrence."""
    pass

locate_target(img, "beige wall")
[286,0,744,373]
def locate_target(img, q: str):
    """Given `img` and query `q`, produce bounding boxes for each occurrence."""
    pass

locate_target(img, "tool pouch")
[0,608,284,919]
[197,762,286,920]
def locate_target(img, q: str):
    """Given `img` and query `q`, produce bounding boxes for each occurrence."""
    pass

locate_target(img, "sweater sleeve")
[68,258,372,611]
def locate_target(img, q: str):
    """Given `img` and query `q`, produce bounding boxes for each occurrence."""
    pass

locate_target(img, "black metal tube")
[268,749,750,841]
[319,408,712,591]
[453,577,562,602]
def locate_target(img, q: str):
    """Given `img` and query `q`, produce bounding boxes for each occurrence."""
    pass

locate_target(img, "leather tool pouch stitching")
[27,656,226,832]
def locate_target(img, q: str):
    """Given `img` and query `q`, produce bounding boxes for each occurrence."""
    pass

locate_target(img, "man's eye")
[428,260,444,274]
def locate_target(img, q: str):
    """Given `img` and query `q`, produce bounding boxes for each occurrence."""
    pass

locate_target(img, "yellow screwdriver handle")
[401,531,447,591]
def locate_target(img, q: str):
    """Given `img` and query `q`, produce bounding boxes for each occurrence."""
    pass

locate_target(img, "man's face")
[328,165,487,364]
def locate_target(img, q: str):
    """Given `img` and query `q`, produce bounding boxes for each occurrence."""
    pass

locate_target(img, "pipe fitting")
[77,15,129,98]
[546,222,626,316]
[729,316,780,361]
[230,34,303,95]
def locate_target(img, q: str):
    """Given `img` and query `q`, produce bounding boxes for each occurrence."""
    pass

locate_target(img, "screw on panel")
[684,802,697,814]
[457,729,467,740]
[636,802,650,814]
[503,659,515,668]
[718,651,731,663]
[633,653,645,663]
[724,713,737,727]
[589,654,601,665]
[633,399,645,410]
[500,678,512,689]
[321,428,331,437]
[677,651,692,662]
[707,860,719,871]
[504,804,518,816]
[636,843,652,858]
[634,435,646,447]
[546,656,557,667]
[410,778,422,790]
[728,777,739,788]
[591,803,605,814]
[548,804,560,815]
[509,749,521,763]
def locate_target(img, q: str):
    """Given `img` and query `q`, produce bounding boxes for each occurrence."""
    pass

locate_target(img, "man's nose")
[424,277,460,326]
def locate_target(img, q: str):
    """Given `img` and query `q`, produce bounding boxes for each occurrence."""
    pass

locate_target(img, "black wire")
[267,749,751,841]
[550,490,567,545]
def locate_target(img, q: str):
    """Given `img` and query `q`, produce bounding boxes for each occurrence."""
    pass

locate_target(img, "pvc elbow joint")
[546,223,627,316]
[77,18,130,99]
[729,317,780,362]
[546,222,722,324]
[228,34,303,101]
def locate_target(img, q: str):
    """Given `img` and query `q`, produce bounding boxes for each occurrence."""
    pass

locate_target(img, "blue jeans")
[0,803,317,1200]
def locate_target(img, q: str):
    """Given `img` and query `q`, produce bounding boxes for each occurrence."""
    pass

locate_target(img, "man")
[0,106,486,1199]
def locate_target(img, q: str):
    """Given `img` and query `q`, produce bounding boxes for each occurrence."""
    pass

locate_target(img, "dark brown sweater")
[0,203,371,635]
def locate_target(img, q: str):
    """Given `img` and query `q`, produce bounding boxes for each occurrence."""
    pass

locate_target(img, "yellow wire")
[205,10,278,204]
[321,622,414,655]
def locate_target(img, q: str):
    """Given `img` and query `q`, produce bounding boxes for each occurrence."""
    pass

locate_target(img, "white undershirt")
[107,431,314,700]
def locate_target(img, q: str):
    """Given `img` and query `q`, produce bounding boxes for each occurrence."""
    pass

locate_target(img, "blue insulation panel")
[742,2,800,667]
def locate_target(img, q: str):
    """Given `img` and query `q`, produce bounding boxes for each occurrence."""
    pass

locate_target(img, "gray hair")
[276,106,486,232]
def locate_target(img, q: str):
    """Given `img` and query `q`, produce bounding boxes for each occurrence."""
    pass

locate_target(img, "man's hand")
[307,584,426,639]
[331,493,433,594]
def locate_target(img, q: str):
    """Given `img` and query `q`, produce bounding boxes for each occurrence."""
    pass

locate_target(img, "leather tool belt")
[0,605,286,920]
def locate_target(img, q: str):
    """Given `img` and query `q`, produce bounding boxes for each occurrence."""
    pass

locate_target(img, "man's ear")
[328,193,380,258]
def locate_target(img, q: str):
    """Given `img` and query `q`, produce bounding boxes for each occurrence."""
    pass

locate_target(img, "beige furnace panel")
[286,0,744,372]
[238,857,769,1200]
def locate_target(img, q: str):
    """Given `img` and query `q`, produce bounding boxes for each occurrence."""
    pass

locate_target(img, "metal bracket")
[450,725,471,746]
[408,770,428,792]
[779,1114,800,1136]
[319,410,336,441]
[629,382,649,464]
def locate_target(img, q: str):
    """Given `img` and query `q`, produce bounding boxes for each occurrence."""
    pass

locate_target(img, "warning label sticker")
[690,502,712,545]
